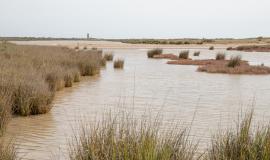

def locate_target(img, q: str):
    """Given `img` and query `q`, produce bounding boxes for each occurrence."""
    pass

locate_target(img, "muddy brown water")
[4,48,270,160]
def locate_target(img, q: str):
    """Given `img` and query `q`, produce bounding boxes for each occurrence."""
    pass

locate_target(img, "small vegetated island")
[148,49,270,75]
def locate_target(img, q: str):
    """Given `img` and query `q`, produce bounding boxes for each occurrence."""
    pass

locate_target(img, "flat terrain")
[11,40,269,49]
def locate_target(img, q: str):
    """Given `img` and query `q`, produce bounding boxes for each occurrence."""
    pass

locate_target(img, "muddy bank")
[168,59,270,75]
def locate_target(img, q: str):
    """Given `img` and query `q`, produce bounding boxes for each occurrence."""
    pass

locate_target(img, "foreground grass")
[69,110,270,160]
[206,111,270,160]
[0,41,103,134]
[69,112,198,160]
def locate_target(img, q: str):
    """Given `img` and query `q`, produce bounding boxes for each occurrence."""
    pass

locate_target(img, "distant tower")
[87,33,90,39]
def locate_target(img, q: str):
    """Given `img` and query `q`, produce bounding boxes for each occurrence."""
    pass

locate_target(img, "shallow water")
[5,48,270,160]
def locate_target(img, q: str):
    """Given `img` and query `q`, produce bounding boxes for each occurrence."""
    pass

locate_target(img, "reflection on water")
[4,48,270,160]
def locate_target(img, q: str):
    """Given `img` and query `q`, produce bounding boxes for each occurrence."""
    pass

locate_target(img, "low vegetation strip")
[232,45,270,52]
[0,41,104,135]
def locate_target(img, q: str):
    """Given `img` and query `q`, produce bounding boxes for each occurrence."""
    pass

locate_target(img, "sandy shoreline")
[11,40,266,50]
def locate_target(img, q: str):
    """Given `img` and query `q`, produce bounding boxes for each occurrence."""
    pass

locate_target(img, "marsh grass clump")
[206,111,270,160]
[227,55,241,68]
[114,59,124,69]
[193,51,200,56]
[69,112,197,160]
[0,93,11,136]
[179,50,189,59]
[103,53,114,61]
[215,53,226,60]
[0,141,16,160]
[147,48,163,58]
[0,43,102,121]
[209,46,214,50]
[73,72,81,83]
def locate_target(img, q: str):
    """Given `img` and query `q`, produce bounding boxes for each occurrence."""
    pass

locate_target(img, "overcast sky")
[0,0,269,39]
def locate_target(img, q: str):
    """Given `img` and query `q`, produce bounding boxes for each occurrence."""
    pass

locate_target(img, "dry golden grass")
[0,42,104,132]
